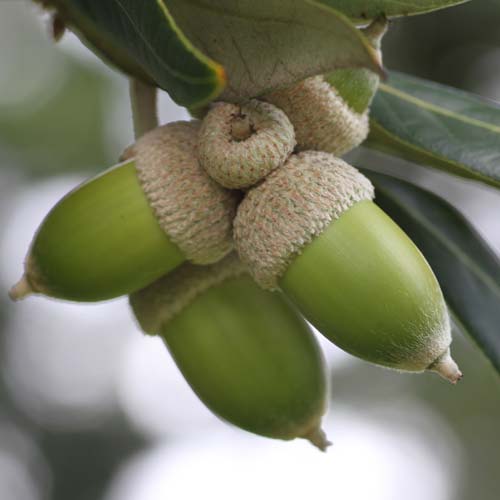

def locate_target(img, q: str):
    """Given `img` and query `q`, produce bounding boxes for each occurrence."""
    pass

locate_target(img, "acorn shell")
[130,255,329,448]
[281,200,454,375]
[11,160,184,302]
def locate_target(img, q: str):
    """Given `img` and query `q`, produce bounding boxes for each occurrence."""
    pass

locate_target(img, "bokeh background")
[1,1,499,499]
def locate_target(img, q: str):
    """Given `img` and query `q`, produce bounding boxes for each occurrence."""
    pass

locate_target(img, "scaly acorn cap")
[263,75,369,156]
[197,100,296,189]
[234,152,375,291]
[130,253,246,335]
[10,121,238,302]
[125,121,238,264]
[234,152,461,382]
[130,253,330,450]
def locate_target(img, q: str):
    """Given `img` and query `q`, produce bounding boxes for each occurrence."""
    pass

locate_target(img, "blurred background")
[0,1,499,499]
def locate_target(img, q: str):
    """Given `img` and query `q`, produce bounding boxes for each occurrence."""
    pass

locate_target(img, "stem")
[129,79,159,139]
[361,16,389,50]
[230,113,253,141]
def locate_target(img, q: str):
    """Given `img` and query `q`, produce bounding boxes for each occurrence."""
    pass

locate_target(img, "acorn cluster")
[9,21,461,450]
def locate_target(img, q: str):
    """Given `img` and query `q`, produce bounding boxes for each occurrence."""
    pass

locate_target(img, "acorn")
[262,17,387,155]
[234,151,462,383]
[10,121,238,302]
[198,99,295,189]
[130,254,330,450]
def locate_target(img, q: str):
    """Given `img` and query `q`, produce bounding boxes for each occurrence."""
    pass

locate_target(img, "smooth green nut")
[130,254,329,450]
[9,160,184,302]
[234,152,462,383]
[10,121,238,302]
[325,67,380,115]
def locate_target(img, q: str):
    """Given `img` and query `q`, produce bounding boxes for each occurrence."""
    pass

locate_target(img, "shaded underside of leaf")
[366,71,500,189]
[316,0,469,23]
[165,0,382,102]
[37,0,226,108]
[362,169,500,374]
[35,0,150,81]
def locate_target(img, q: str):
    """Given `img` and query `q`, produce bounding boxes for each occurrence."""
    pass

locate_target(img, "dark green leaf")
[41,1,381,107]
[366,71,500,189]
[139,0,382,102]
[363,169,500,374]
[39,0,226,108]
[316,0,469,23]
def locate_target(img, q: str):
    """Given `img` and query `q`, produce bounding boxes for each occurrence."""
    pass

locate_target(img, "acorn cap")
[129,121,238,265]
[130,253,246,334]
[234,151,374,290]
[263,76,369,156]
[198,100,296,189]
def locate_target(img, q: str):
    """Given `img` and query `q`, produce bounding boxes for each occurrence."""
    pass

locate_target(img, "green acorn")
[234,151,462,383]
[10,121,238,302]
[130,254,330,450]
[263,17,387,155]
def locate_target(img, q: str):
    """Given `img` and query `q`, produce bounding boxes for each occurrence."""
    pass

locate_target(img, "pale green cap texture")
[264,76,369,156]
[234,151,374,290]
[198,100,296,189]
[129,121,238,265]
[130,253,246,334]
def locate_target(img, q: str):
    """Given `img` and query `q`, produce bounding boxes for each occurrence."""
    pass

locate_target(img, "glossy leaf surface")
[39,0,225,107]
[42,0,381,107]
[165,0,382,102]
[317,0,469,23]
[367,72,500,189]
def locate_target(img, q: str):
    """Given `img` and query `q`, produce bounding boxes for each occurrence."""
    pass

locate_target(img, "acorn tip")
[9,276,34,301]
[428,350,463,384]
[303,426,331,452]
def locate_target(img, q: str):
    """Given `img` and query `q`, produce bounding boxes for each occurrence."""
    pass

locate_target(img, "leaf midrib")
[379,82,500,135]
